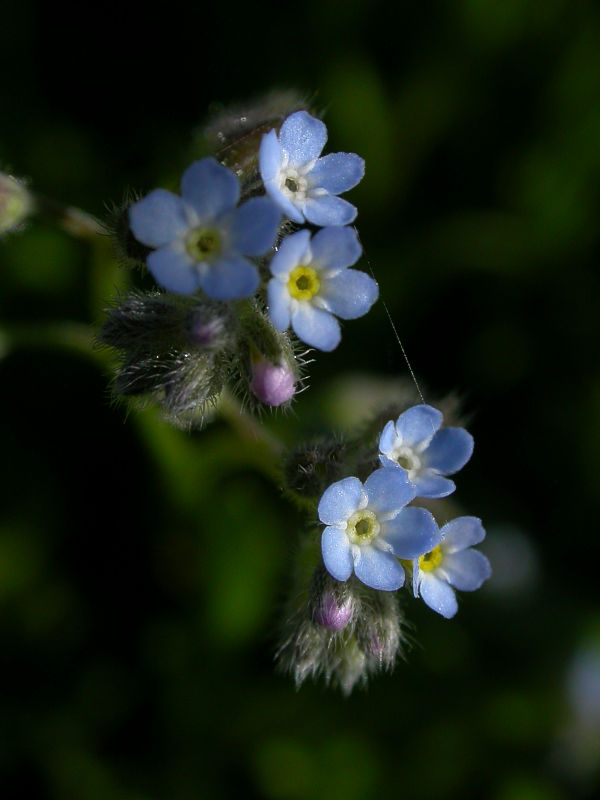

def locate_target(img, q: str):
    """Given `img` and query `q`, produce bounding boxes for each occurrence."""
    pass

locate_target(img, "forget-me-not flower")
[259,111,364,226]
[412,516,491,618]
[379,404,474,499]
[319,468,440,592]
[267,226,378,351]
[129,158,280,300]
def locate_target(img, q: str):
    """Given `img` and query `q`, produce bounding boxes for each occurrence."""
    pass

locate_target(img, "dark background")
[1,1,599,798]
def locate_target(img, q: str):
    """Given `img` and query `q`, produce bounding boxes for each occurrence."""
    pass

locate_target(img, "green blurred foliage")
[1,0,600,798]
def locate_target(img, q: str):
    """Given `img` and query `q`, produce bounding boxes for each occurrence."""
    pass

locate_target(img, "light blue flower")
[129,158,281,300]
[412,517,491,618]
[379,404,474,498]
[318,468,440,592]
[267,226,378,351]
[259,111,364,226]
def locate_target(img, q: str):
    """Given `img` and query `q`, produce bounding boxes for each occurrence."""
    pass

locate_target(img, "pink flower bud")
[250,357,295,407]
[314,592,354,631]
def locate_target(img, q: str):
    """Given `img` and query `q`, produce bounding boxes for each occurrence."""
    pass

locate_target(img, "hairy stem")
[32,194,104,241]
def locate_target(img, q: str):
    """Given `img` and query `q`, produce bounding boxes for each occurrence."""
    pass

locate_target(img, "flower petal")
[383,507,440,559]
[378,420,397,456]
[230,196,281,256]
[147,245,200,295]
[318,476,365,525]
[258,129,282,182]
[308,152,365,194]
[291,304,341,351]
[309,225,362,271]
[279,111,327,166]
[364,467,415,516]
[321,526,353,582]
[425,427,474,475]
[199,257,259,300]
[304,195,357,226]
[440,550,491,592]
[267,279,291,331]
[353,546,405,591]
[180,158,240,220]
[320,269,378,319]
[264,181,304,223]
[419,573,458,618]
[270,230,311,277]
[441,516,486,553]
[412,472,456,499]
[129,189,189,248]
[395,405,443,449]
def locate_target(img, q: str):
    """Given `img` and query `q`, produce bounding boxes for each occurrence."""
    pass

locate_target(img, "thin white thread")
[358,232,426,406]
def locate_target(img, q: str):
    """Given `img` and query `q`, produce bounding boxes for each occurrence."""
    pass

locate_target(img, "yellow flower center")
[287,265,320,301]
[186,227,222,262]
[419,545,443,572]
[346,509,380,545]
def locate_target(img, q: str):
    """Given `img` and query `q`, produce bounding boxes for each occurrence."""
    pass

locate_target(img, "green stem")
[0,322,106,366]
[218,389,286,461]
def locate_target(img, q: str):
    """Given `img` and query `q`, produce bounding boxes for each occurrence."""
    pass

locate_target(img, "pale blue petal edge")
[441,516,486,553]
[440,550,491,592]
[279,111,328,166]
[129,189,189,248]
[147,245,200,295]
[308,152,365,195]
[318,476,365,525]
[419,573,458,618]
[321,526,353,582]
[309,225,362,271]
[304,195,357,226]
[425,427,474,475]
[383,507,440,560]
[199,257,259,300]
[363,467,415,516]
[267,279,291,331]
[320,269,378,320]
[270,230,312,277]
[291,304,341,351]
[353,546,405,591]
[180,158,240,220]
[395,405,443,449]
[230,196,281,256]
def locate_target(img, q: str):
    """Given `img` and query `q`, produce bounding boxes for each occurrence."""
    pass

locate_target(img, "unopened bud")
[250,356,295,407]
[337,638,368,696]
[187,309,229,349]
[356,591,403,670]
[314,591,354,631]
[0,174,32,235]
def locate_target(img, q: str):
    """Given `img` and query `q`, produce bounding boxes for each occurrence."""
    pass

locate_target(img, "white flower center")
[346,509,380,546]
[389,445,422,479]
[185,226,223,262]
[280,168,309,202]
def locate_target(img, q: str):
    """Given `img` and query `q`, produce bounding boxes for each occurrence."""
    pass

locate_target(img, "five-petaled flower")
[129,158,280,300]
[318,468,440,592]
[259,111,364,226]
[267,226,378,351]
[379,404,474,498]
[412,516,491,618]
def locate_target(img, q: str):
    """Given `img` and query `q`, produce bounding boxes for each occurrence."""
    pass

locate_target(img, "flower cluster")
[277,397,491,693]
[320,403,489,615]
[101,99,378,422]
[94,95,492,694]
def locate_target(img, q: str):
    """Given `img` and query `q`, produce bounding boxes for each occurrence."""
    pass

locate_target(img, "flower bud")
[356,591,403,670]
[0,174,32,235]
[314,590,354,631]
[249,356,295,407]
